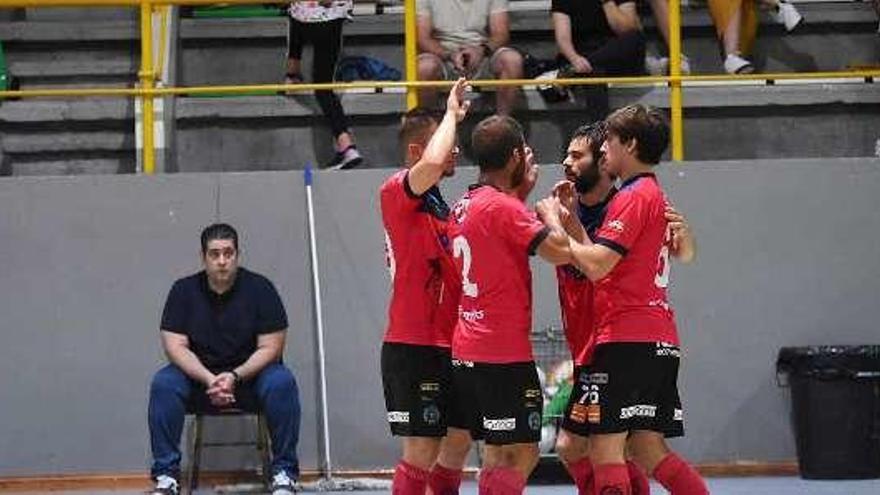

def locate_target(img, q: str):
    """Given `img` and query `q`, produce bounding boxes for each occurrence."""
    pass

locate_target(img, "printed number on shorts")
[452,236,478,297]
[577,383,600,405]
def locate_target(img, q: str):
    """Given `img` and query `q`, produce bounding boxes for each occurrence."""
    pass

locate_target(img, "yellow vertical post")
[140,0,156,174]
[668,0,684,161]
[404,0,418,110]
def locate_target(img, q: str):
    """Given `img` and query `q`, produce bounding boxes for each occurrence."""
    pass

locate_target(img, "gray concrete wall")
[1,157,880,475]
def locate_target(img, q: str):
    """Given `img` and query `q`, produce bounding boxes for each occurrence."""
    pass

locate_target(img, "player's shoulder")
[379,169,409,194]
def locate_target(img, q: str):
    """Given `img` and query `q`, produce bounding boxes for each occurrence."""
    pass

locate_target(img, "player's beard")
[573,162,601,194]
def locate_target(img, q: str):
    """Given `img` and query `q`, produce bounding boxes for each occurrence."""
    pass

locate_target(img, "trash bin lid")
[777,345,880,379]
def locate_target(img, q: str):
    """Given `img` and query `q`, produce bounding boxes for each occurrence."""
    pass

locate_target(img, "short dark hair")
[200,223,238,253]
[605,104,669,165]
[399,107,443,152]
[471,115,525,172]
[569,121,607,167]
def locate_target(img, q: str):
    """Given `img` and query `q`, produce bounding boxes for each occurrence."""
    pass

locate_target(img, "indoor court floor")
[6,477,880,494]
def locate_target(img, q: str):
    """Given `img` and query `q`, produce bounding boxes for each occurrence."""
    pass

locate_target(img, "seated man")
[148,223,300,495]
[416,0,523,115]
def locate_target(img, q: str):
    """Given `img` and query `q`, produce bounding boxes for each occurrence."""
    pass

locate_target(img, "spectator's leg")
[709,0,757,73]
[311,19,355,152]
[286,17,306,79]
[491,47,524,116]
[417,53,446,109]
[148,364,193,479]
[587,32,647,76]
[648,0,671,54]
[254,363,301,478]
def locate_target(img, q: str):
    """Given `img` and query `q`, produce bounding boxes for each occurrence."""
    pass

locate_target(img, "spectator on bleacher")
[416,0,524,115]
[286,0,363,169]
[708,0,803,74]
[148,223,301,495]
[551,0,644,119]
[644,0,691,75]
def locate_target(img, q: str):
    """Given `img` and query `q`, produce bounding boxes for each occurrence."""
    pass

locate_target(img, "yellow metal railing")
[0,0,878,173]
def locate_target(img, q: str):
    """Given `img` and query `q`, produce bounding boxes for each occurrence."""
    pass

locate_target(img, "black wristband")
[230,369,242,385]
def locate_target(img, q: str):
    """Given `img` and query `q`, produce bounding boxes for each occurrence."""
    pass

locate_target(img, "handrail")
[0,0,877,173]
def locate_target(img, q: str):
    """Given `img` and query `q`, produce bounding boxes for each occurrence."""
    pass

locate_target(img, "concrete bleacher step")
[0,20,138,42]
[7,158,132,176]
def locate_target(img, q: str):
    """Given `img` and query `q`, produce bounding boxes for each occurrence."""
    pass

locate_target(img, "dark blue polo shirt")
[160,267,288,373]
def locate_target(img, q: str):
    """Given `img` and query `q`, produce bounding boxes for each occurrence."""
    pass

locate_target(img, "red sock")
[564,457,593,495]
[392,460,429,495]
[478,467,526,495]
[626,460,651,495]
[652,453,708,495]
[592,463,631,495]
[428,464,462,495]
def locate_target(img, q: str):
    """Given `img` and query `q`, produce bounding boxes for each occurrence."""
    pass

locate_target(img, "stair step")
[9,158,130,176]
[0,21,138,42]
[2,132,133,153]
[0,99,133,123]
[9,59,137,78]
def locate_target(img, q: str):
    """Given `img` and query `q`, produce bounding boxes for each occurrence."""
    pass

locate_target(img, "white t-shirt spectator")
[416,0,508,51]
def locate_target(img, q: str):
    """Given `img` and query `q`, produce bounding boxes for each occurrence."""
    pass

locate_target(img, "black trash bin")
[776,345,880,479]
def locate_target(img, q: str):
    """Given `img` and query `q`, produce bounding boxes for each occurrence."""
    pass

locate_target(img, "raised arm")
[407,78,470,195]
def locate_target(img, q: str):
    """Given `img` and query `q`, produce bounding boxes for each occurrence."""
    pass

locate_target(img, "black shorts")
[586,342,685,437]
[381,342,452,437]
[561,364,595,437]
[448,359,543,445]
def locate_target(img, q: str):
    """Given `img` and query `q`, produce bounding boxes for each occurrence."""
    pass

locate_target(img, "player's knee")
[402,437,442,469]
[556,432,587,465]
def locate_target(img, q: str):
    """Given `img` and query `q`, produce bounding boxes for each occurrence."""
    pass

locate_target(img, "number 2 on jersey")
[452,236,478,297]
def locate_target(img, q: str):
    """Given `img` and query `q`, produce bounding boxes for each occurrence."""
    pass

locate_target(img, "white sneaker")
[645,55,669,76]
[150,475,179,495]
[775,1,803,32]
[271,470,297,495]
[724,53,755,74]
[679,54,692,75]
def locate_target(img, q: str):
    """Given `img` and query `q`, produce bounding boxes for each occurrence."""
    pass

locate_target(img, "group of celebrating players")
[379,78,709,495]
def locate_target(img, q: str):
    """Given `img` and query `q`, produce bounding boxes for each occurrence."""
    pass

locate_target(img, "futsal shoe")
[149,474,179,495]
[775,1,803,32]
[271,470,297,495]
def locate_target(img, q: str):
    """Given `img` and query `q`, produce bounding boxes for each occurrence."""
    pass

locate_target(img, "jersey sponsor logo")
[524,388,542,400]
[570,403,588,423]
[387,411,410,423]
[655,343,681,358]
[528,411,542,431]
[607,219,625,233]
[423,404,441,425]
[452,359,474,368]
[459,308,485,322]
[587,404,601,424]
[452,198,470,224]
[674,408,683,421]
[588,372,609,384]
[483,417,516,431]
[420,381,441,392]
[619,404,657,420]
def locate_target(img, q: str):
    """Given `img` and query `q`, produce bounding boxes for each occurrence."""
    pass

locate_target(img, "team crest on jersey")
[528,411,542,431]
[422,404,441,425]
[452,198,470,224]
[607,219,625,232]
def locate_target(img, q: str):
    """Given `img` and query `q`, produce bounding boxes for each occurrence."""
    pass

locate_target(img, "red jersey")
[379,170,459,347]
[592,173,678,345]
[556,265,594,366]
[449,185,549,363]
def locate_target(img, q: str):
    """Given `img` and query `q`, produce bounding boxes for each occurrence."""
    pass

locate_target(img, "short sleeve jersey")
[380,169,459,347]
[592,173,678,345]
[555,192,615,366]
[449,184,549,363]
[160,268,288,373]
[417,0,508,52]
[551,0,634,55]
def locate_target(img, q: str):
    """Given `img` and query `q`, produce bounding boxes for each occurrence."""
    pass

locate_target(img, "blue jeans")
[148,363,301,479]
